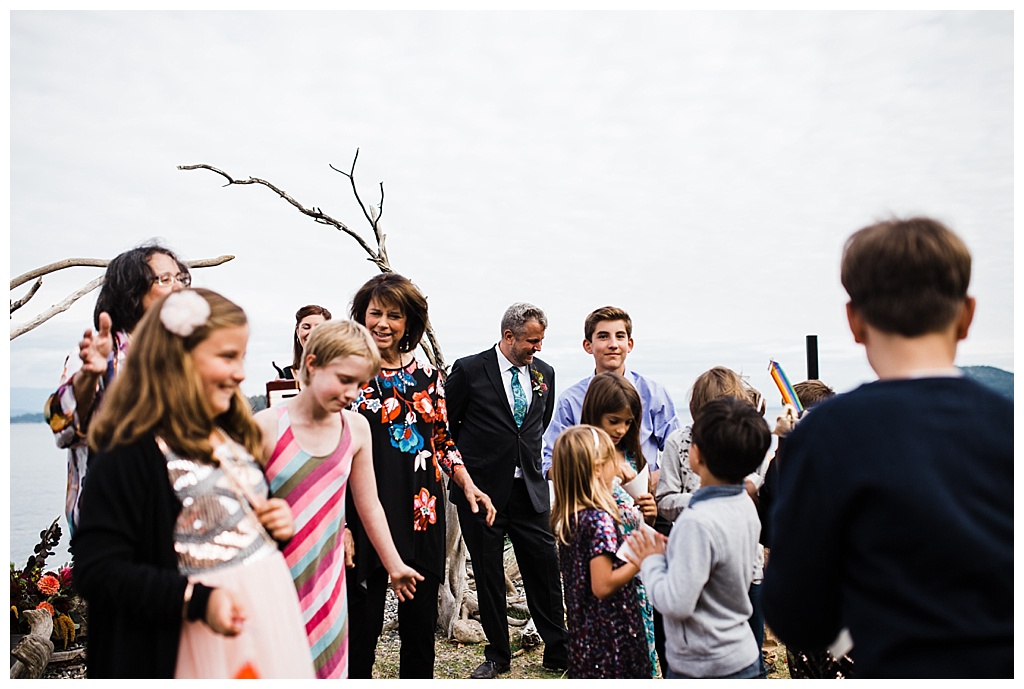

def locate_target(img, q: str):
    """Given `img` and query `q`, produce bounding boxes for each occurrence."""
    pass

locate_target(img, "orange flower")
[35,601,55,617]
[36,574,60,596]
[412,390,435,421]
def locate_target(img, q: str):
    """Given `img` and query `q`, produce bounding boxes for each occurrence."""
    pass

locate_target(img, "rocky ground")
[34,588,791,679]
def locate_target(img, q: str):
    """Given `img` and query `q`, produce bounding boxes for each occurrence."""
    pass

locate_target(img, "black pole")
[806,335,819,380]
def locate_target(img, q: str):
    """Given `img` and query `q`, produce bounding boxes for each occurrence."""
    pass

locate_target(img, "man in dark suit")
[446,302,568,679]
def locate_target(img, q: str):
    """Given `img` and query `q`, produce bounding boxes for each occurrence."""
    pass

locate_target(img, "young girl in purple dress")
[549,424,651,679]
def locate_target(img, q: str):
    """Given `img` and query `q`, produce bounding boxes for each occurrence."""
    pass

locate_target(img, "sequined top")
[159,435,277,576]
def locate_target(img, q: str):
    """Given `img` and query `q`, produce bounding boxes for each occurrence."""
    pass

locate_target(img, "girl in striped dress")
[255,319,422,678]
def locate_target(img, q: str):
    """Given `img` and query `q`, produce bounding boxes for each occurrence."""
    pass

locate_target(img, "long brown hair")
[549,425,621,546]
[579,371,646,473]
[89,288,261,461]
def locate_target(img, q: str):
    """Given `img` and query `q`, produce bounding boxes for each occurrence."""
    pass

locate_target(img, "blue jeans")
[666,659,762,679]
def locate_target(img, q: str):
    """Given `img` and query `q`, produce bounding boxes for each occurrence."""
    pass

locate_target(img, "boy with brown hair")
[762,217,1012,678]
[541,306,679,481]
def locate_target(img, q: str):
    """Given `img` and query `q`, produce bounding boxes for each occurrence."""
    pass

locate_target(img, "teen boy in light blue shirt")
[541,305,679,482]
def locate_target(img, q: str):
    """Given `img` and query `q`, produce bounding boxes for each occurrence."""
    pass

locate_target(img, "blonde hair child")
[254,319,423,678]
[549,425,653,679]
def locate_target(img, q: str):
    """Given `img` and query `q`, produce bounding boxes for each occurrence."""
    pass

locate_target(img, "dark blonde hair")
[550,425,621,546]
[689,366,748,420]
[349,273,428,353]
[584,306,632,342]
[298,319,381,386]
[89,288,261,461]
[579,372,646,472]
[292,304,333,371]
[841,217,972,337]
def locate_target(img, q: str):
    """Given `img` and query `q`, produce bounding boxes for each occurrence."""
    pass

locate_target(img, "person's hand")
[455,468,497,526]
[622,527,667,568]
[77,312,114,376]
[389,563,425,603]
[634,493,658,525]
[744,478,758,500]
[343,527,355,568]
[254,498,295,541]
[773,404,799,437]
[205,588,246,636]
[618,460,638,484]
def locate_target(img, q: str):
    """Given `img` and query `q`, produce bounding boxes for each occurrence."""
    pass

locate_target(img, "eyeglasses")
[152,272,192,287]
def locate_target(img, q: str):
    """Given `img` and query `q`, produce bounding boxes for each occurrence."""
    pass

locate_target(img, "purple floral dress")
[558,508,650,679]
[348,357,463,585]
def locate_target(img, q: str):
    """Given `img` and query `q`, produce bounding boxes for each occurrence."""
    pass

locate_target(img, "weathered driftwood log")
[11,609,55,679]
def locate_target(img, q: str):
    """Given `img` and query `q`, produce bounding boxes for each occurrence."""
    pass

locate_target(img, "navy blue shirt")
[762,377,1012,678]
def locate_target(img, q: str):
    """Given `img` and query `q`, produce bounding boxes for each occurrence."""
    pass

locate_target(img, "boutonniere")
[531,368,548,396]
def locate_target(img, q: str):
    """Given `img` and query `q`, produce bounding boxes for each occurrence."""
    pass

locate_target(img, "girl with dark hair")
[580,372,658,676]
[346,272,495,679]
[45,242,190,535]
[272,304,332,380]
[74,289,314,678]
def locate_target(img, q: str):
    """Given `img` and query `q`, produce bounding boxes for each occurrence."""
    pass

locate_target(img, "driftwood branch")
[12,259,109,290]
[9,255,235,340]
[179,162,389,271]
[10,278,42,314]
[11,609,54,679]
[180,153,443,370]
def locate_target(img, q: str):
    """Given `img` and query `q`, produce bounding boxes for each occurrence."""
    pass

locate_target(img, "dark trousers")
[458,478,567,668]
[347,567,441,678]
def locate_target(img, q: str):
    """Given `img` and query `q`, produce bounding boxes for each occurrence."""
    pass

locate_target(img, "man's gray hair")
[501,302,548,335]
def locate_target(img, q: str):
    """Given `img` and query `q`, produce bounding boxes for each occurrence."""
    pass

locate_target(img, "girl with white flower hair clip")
[73,288,315,679]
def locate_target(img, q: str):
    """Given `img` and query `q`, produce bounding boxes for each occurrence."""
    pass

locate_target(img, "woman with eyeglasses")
[45,242,192,535]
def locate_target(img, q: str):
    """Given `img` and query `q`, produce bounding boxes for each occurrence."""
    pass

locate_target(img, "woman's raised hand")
[78,312,114,375]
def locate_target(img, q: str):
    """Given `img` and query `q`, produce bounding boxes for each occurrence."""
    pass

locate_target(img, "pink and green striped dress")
[264,406,353,679]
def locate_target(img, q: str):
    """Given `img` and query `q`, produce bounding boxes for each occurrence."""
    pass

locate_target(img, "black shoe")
[469,660,511,679]
[541,659,567,673]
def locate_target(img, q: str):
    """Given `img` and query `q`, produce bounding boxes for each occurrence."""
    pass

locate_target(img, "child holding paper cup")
[580,372,657,524]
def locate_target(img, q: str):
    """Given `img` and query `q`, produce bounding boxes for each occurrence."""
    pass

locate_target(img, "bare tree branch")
[10,276,105,340]
[11,259,109,290]
[11,254,235,291]
[182,153,446,370]
[9,255,236,340]
[10,279,42,314]
[180,162,389,271]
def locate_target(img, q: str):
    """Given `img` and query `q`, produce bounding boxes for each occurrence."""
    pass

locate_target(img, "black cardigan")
[72,435,211,678]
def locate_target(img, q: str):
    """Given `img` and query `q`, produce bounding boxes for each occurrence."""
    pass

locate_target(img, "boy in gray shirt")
[625,397,770,679]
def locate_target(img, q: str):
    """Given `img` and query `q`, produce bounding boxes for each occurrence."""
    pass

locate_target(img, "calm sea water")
[9,423,73,566]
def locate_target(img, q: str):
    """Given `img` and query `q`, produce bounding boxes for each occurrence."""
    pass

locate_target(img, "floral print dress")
[558,508,650,679]
[348,357,464,586]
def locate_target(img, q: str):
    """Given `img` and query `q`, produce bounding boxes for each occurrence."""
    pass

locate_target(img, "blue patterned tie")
[510,366,527,427]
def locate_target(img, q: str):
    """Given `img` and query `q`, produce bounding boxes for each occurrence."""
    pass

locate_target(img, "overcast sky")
[7,10,1014,417]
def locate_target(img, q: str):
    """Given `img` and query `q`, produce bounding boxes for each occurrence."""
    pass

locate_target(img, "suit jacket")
[446,346,555,513]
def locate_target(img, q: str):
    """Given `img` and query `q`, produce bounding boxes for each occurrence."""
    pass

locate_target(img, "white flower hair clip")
[160,290,210,338]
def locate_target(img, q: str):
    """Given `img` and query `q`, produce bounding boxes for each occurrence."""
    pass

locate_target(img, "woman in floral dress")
[345,273,495,679]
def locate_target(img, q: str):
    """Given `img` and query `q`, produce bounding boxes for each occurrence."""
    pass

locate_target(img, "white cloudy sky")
[7,10,1014,416]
